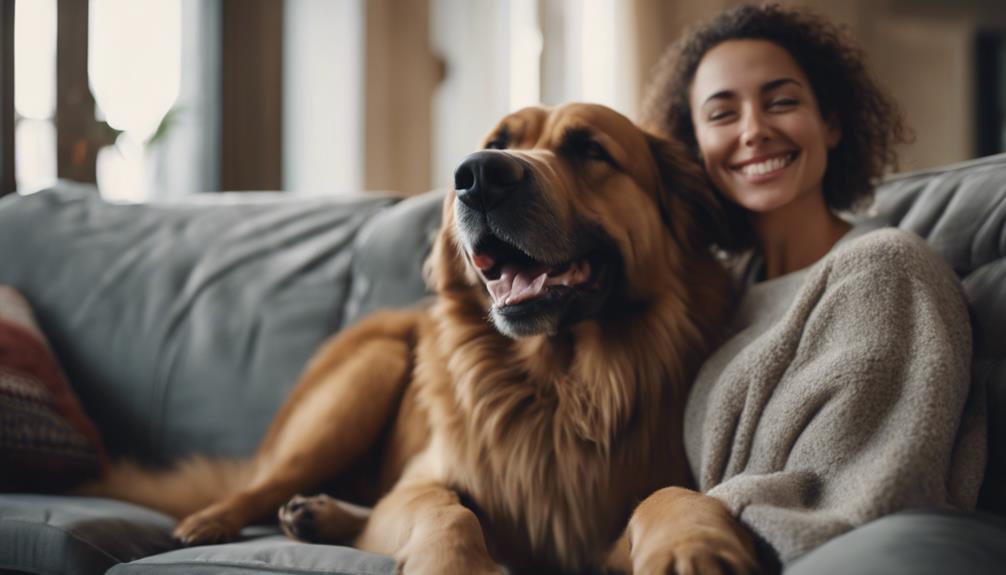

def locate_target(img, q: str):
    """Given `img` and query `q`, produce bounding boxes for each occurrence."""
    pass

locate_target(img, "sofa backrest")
[0,183,428,462]
[0,158,1002,513]
[872,153,1006,514]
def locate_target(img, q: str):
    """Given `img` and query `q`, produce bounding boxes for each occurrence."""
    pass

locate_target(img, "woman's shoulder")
[823,225,962,297]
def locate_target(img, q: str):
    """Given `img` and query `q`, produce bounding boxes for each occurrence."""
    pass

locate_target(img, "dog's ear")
[645,132,746,253]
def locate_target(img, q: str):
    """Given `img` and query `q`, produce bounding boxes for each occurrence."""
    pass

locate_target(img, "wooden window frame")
[220,0,283,191]
[1,0,14,196]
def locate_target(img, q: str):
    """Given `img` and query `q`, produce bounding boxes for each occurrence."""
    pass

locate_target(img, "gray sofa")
[0,153,1004,574]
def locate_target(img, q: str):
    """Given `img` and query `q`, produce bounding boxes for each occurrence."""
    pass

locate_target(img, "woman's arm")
[691,229,986,564]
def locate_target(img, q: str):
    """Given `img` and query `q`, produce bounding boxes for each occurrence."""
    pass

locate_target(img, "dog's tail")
[73,456,256,519]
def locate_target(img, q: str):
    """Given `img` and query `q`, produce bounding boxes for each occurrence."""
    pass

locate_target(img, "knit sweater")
[684,223,988,564]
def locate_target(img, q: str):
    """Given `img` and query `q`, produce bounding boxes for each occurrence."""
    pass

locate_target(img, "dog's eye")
[485,139,508,150]
[581,140,620,170]
[583,141,610,162]
[485,132,510,150]
[561,130,621,171]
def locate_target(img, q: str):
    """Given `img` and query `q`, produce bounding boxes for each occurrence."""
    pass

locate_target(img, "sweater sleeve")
[700,230,984,563]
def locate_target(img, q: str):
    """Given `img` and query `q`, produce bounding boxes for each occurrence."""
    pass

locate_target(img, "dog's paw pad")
[279,494,319,542]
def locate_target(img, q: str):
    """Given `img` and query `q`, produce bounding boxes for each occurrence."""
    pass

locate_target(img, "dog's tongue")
[487,264,548,306]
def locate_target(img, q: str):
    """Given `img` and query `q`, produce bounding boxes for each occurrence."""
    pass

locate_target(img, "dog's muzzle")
[450,151,612,338]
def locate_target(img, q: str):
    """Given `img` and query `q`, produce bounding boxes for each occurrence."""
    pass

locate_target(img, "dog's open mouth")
[469,236,598,308]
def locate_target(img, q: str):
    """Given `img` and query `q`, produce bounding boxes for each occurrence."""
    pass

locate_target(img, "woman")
[641,3,987,569]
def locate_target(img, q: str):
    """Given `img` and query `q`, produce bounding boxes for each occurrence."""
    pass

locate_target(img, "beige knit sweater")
[684,224,988,564]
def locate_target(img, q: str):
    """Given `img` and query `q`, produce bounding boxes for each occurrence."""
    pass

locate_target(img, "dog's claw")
[173,512,240,546]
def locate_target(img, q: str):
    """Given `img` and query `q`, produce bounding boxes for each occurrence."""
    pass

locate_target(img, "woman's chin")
[732,191,795,214]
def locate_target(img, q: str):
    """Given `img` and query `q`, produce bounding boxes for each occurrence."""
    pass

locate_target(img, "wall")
[284,0,364,195]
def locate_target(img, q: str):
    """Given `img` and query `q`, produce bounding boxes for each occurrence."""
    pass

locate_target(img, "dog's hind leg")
[172,310,423,546]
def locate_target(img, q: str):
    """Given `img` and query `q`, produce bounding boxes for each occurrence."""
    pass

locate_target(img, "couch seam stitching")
[0,517,124,563]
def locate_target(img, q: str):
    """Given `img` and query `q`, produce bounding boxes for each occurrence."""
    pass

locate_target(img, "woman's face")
[689,39,840,214]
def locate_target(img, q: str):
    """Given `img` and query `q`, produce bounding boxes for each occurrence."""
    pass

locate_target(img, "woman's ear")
[826,113,842,149]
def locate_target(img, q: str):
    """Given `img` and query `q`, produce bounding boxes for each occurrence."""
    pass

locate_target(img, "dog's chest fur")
[414,310,678,572]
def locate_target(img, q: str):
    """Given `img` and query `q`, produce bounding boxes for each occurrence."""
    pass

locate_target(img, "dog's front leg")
[604,486,759,575]
[354,478,502,575]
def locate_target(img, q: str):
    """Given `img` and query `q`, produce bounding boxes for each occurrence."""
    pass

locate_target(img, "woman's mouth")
[733,151,799,181]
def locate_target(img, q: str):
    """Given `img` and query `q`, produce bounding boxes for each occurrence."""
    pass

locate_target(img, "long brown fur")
[82,104,758,575]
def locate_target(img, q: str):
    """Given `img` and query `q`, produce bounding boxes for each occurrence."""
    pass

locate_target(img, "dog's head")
[429,103,726,339]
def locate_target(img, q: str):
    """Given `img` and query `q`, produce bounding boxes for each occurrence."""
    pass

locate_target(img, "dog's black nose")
[453,151,526,212]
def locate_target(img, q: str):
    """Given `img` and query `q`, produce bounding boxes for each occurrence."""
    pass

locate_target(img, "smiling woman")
[640,3,987,570]
[643,4,910,257]
[688,39,846,279]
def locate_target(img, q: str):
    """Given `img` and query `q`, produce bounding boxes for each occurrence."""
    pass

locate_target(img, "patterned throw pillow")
[0,285,108,491]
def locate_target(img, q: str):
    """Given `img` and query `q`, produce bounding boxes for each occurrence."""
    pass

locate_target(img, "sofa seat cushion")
[0,494,175,575]
[785,509,1006,575]
[107,534,395,575]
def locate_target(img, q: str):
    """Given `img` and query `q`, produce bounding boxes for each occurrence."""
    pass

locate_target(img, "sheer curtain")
[91,0,219,200]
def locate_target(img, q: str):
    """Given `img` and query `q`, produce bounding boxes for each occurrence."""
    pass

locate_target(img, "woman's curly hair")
[641,3,911,248]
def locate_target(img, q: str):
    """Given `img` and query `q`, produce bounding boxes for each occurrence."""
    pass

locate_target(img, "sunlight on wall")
[509,0,542,112]
[580,0,617,109]
[433,0,633,188]
[13,0,57,194]
[90,0,181,201]
[284,0,364,195]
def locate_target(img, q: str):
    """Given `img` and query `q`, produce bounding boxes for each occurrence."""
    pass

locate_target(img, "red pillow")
[0,285,108,491]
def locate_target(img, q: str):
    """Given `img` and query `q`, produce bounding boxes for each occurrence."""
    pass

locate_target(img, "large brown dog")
[89,103,757,574]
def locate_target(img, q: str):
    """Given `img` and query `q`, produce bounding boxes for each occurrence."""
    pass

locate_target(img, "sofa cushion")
[0,286,107,491]
[0,494,175,575]
[785,509,1006,575]
[343,189,443,327]
[107,534,395,575]
[0,183,398,462]
[873,153,1006,514]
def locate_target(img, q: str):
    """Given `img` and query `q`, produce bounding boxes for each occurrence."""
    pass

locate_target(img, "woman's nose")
[740,109,771,147]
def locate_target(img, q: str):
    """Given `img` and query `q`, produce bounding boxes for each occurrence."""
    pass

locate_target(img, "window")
[90,0,181,201]
[13,0,57,194]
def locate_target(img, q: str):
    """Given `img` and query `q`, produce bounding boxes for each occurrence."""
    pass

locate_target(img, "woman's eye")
[708,110,735,122]
[769,98,799,109]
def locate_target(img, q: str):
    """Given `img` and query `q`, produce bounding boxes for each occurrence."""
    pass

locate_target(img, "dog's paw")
[279,494,321,541]
[173,510,240,546]
[633,541,757,575]
[626,487,759,575]
[279,494,366,543]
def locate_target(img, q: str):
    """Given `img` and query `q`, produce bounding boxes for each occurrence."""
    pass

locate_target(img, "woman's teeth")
[740,153,795,176]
